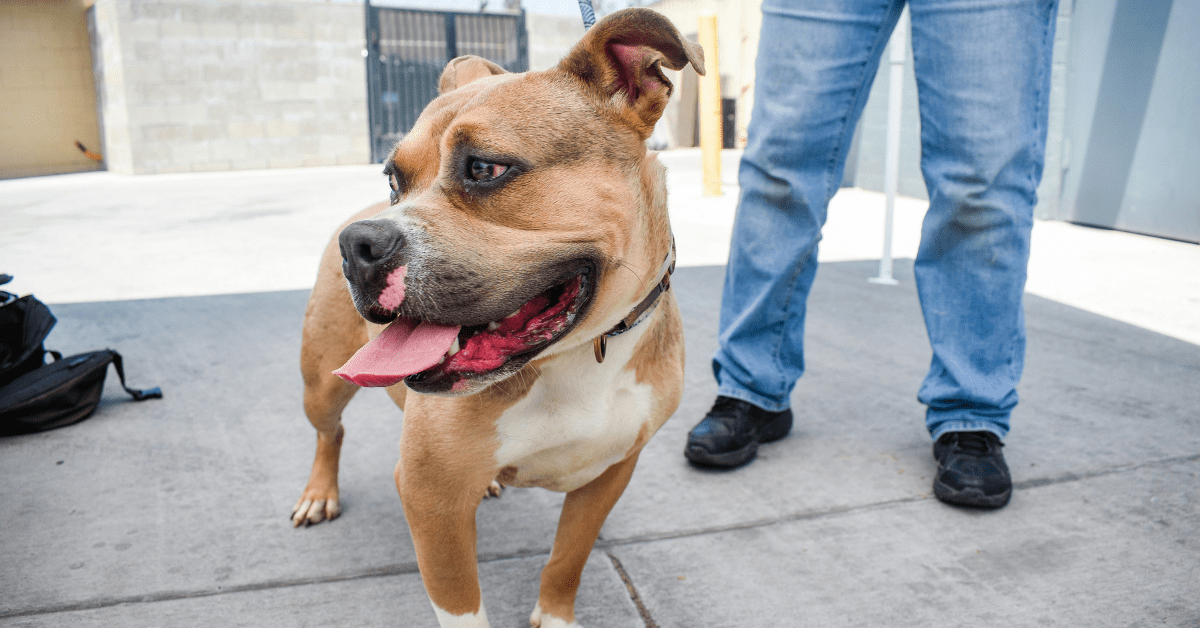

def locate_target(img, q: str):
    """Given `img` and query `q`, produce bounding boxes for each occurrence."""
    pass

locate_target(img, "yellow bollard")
[698,13,722,196]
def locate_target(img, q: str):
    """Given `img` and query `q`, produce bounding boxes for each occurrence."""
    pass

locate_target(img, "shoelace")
[951,431,1000,456]
[708,396,752,421]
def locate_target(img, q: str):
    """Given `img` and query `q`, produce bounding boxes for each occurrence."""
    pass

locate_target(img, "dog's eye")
[387,172,404,204]
[468,159,508,182]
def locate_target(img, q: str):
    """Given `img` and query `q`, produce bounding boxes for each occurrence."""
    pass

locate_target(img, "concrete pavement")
[1,150,1198,627]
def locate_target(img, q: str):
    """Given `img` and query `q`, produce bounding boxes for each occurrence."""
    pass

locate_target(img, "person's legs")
[908,0,1058,507]
[690,0,906,468]
[713,0,906,412]
[908,0,1058,441]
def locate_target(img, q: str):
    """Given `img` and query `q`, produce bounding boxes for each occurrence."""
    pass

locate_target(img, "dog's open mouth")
[334,269,592,392]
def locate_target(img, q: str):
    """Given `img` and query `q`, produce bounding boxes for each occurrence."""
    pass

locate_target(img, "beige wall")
[90,0,370,175]
[1,0,104,179]
[648,0,761,149]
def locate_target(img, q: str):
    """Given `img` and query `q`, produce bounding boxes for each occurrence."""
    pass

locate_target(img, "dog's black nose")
[339,219,405,279]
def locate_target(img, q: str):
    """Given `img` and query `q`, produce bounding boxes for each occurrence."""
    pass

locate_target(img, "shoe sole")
[685,440,758,468]
[684,411,792,469]
[932,479,1012,509]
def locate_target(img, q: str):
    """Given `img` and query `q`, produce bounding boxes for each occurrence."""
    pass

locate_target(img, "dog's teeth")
[448,337,461,357]
[438,356,445,365]
[487,321,500,331]
[504,309,521,320]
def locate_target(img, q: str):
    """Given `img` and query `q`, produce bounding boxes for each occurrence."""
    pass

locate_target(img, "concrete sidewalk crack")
[1012,451,1200,490]
[5,452,1196,620]
[0,563,423,620]
[597,451,1200,550]
[597,494,930,551]
[608,552,659,628]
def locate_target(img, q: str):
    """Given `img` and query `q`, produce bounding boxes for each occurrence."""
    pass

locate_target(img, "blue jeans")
[713,0,1058,440]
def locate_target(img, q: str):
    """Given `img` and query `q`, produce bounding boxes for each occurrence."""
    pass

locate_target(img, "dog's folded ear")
[439,55,508,94]
[557,8,705,139]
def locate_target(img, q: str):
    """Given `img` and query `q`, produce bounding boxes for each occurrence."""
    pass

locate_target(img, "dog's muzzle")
[339,219,406,294]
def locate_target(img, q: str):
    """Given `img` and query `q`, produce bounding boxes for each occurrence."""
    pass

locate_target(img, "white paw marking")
[529,605,581,628]
[433,602,490,628]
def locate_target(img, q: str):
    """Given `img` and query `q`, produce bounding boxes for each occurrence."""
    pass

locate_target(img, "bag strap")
[107,350,163,401]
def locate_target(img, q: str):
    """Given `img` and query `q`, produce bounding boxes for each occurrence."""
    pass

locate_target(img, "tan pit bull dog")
[291,8,703,628]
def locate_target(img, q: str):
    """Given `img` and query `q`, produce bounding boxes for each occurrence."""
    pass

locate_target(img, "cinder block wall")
[91,0,369,174]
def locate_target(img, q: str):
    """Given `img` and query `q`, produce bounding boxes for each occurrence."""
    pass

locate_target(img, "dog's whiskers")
[610,258,648,283]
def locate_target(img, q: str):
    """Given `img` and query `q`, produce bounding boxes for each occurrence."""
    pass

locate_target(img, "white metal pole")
[870,6,908,286]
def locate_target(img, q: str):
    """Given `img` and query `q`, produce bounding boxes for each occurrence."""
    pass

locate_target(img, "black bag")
[0,279,55,389]
[0,275,162,437]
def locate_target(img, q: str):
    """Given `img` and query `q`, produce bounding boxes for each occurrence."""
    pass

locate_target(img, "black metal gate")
[364,6,529,163]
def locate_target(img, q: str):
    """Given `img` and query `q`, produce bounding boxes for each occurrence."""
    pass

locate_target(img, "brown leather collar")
[593,241,676,363]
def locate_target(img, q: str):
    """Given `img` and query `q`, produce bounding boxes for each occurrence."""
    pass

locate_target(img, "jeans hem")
[929,420,1008,443]
[715,385,791,414]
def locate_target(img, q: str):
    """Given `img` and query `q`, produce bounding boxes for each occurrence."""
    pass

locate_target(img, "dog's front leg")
[396,457,493,628]
[532,452,641,628]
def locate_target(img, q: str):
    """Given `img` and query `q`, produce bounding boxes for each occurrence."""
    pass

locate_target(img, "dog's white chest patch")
[493,331,654,493]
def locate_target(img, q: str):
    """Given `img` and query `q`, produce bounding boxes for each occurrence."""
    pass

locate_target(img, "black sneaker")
[932,431,1012,509]
[685,396,793,469]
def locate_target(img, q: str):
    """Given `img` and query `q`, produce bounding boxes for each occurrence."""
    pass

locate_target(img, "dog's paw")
[483,479,504,499]
[530,605,581,628]
[291,490,340,527]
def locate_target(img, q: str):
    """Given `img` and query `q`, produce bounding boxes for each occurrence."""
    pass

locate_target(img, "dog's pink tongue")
[333,318,461,387]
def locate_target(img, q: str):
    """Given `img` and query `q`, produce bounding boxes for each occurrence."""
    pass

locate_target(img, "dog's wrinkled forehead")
[387,73,633,194]
[379,8,703,240]
[385,8,705,199]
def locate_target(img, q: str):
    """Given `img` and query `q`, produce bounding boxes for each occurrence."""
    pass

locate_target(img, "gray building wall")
[90,0,370,175]
[842,0,1073,213]
[842,0,1197,243]
[1055,0,1199,243]
[840,31,926,202]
